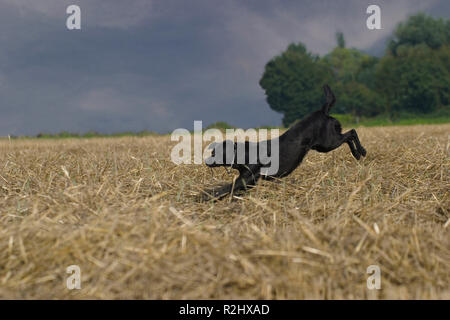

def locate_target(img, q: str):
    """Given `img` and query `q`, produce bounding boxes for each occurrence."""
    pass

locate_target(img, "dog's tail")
[321,84,336,115]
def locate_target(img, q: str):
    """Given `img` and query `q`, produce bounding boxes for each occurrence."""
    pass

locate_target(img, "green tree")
[377,14,450,117]
[376,44,450,115]
[260,14,449,124]
[322,44,384,117]
[336,81,385,118]
[388,13,450,55]
[322,47,368,83]
[259,43,333,126]
[336,31,346,49]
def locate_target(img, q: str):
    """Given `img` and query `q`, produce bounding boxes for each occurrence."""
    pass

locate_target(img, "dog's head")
[205,140,236,168]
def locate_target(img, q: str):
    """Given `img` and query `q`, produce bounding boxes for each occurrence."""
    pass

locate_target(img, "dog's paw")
[359,147,367,157]
[197,192,212,202]
[197,192,214,202]
[197,186,229,202]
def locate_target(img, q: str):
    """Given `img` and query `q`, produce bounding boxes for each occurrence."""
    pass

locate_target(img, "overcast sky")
[0,0,448,135]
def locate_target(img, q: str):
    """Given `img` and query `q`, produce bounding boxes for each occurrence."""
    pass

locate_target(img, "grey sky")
[0,0,448,135]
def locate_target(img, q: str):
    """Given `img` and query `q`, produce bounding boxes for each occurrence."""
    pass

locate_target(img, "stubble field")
[0,124,449,299]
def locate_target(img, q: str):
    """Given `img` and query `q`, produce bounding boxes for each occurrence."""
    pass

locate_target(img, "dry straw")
[0,124,449,299]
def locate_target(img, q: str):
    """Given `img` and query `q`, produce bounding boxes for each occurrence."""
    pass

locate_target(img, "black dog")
[201,85,366,200]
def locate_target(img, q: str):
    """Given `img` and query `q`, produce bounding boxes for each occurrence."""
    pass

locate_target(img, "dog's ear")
[322,84,336,114]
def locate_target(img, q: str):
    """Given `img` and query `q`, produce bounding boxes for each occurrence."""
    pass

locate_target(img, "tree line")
[259,13,450,126]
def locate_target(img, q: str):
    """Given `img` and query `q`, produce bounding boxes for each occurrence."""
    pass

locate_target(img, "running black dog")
[201,85,366,200]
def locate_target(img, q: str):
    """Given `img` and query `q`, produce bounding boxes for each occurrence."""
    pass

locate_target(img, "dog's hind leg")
[346,140,360,160]
[349,129,366,157]
[314,130,354,153]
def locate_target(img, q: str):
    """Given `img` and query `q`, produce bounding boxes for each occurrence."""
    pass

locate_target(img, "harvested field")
[0,124,449,299]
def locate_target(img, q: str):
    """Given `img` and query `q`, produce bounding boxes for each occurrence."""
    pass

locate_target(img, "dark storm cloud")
[0,0,448,135]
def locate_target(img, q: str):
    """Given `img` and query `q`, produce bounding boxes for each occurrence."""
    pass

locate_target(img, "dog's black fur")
[201,85,366,200]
